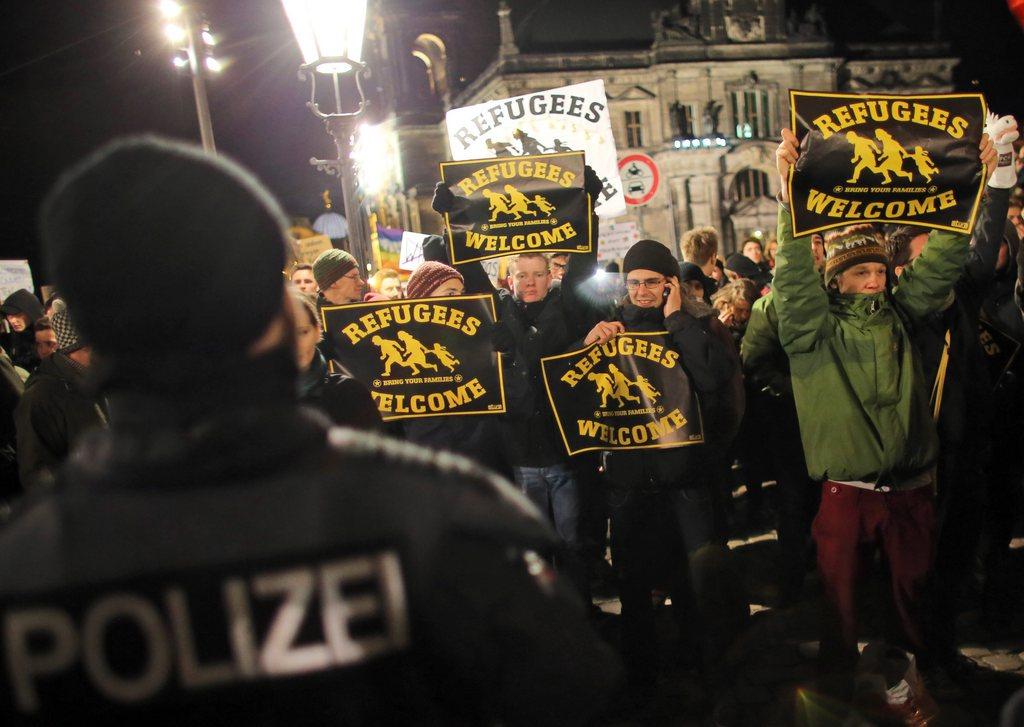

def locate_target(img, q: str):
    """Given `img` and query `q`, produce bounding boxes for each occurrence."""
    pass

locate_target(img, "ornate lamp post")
[281,0,371,272]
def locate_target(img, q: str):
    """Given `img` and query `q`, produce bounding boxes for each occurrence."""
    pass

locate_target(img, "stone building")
[360,0,956,255]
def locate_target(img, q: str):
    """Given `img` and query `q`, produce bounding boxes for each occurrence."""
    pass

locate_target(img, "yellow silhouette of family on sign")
[482,184,556,222]
[844,129,939,184]
[371,332,460,377]
[588,364,661,409]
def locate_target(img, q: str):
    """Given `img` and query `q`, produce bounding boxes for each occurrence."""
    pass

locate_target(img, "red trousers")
[811,481,935,666]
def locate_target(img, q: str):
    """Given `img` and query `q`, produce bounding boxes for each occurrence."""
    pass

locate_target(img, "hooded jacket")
[773,205,968,485]
[0,289,44,372]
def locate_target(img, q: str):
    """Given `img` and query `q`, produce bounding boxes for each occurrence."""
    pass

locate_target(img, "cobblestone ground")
[592,491,1024,726]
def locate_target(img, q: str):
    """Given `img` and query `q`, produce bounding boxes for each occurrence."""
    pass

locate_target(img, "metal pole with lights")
[281,0,371,274]
[160,0,219,154]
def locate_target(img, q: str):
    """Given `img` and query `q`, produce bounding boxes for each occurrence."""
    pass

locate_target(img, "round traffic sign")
[618,153,660,206]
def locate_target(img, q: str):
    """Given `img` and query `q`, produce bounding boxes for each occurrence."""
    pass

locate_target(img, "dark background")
[1,0,1021,286]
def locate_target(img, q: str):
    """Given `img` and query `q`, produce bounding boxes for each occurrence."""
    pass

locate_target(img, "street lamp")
[161,1,219,154]
[281,0,371,274]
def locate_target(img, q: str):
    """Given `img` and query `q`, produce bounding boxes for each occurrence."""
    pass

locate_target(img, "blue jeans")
[513,464,586,596]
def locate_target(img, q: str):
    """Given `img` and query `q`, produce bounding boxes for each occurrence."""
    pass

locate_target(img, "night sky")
[1,0,1021,287]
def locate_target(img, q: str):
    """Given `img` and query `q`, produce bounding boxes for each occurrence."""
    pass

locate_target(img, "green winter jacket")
[773,205,968,484]
[740,292,791,398]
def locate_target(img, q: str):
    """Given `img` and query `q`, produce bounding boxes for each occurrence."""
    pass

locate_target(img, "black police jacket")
[0,355,621,725]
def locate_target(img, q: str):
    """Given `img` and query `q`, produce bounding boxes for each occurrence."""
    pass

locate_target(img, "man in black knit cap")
[0,136,620,725]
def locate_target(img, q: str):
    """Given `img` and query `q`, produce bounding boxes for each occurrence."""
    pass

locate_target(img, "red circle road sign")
[618,154,660,206]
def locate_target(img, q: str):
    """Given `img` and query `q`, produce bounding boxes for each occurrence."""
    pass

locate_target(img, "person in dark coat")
[583,239,747,684]
[13,307,105,490]
[0,136,622,725]
[1,289,45,372]
[724,251,771,294]
[0,348,24,505]
[291,289,382,432]
[397,261,507,474]
[429,170,607,600]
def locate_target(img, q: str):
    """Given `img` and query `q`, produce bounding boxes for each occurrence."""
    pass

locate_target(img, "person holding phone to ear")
[582,239,746,688]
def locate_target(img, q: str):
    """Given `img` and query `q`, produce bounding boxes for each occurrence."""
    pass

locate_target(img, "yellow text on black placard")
[541,332,703,456]
[322,295,505,421]
[788,90,986,237]
[440,151,592,264]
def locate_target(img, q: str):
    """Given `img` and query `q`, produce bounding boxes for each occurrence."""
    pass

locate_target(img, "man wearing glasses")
[549,253,569,281]
[313,248,365,305]
[583,239,745,687]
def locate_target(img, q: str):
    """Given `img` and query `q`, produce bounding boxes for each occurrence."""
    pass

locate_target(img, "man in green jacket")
[773,127,994,671]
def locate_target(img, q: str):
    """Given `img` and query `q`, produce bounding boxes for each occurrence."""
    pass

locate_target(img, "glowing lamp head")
[281,0,368,74]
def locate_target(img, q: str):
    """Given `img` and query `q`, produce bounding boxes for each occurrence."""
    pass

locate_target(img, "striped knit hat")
[312,249,357,290]
[406,261,463,299]
[824,228,888,286]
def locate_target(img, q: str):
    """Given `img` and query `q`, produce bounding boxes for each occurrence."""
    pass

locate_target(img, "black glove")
[491,323,516,357]
[584,165,603,200]
[432,181,456,214]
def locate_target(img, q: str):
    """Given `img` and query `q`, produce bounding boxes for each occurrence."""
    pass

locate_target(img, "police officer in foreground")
[0,137,622,725]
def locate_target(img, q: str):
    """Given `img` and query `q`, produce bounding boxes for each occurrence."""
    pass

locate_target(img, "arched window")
[411,33,448,102]
[731,168,770,201]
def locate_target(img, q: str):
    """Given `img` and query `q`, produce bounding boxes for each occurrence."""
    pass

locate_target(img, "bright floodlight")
[164,23,186,43]
[172,56,188,69]
[281,0,368,74]
[201,29,216,45]
[205,56,222,73]
[159,0,182,18]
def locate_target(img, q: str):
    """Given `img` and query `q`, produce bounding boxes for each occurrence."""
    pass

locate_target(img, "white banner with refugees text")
[445,80,626,219]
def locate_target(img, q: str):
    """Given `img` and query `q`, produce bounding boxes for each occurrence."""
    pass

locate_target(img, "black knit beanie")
[622,239,677,279]
[41,136,287,364]
[724,252,762,280]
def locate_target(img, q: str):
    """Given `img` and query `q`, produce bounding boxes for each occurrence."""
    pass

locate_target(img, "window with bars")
[733,168,771,201]
[730,90,772,139]
[625,110,643,147]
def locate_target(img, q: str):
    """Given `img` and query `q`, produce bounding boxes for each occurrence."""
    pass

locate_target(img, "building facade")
[361,0,956,255]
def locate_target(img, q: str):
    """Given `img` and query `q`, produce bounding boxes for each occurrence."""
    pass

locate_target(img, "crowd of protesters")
[0,117,1023,724]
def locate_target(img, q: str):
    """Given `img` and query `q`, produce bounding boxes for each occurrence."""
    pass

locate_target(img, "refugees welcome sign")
[445,80,626,218]
[322,296,505,421]
[439,151,592,264]
[788,91,986,236]
[541,333,703,455]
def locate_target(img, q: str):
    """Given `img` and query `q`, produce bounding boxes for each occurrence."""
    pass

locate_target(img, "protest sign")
[439,151,592,264]
[322,295,505,421]
[597,220,641,264]
[788,91,986,236]
[0,261,33,303]
[978,316,1021,390]
[445,79,626,218]
[541,333,704,455]
[398,231,429,272]
[294,235,333,265]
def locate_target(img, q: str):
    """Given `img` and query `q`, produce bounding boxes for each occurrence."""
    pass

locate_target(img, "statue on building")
[703,100,723,136]
[651,3,701,43]
[789,3,827,39]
